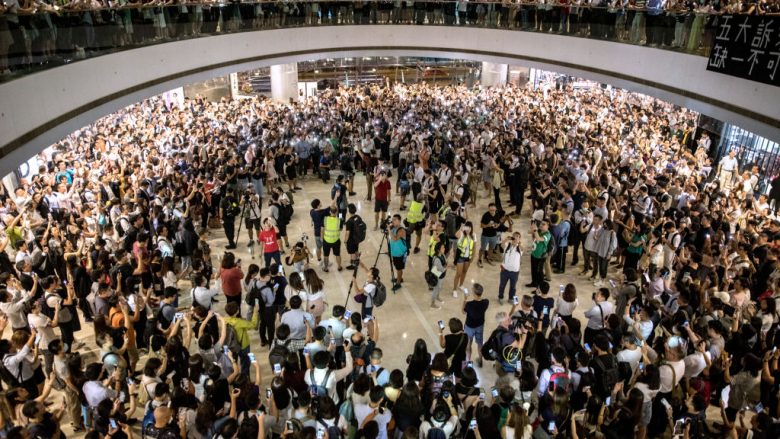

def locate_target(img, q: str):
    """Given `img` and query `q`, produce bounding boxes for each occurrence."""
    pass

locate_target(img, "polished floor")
[55,171,615,434]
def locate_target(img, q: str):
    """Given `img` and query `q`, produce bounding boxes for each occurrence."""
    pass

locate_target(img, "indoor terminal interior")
[0,3,780,439]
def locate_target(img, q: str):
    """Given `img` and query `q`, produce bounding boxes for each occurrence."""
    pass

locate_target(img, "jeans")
[498,269,519,300]
[264,250,282,268]
[554,246,568,272]
[593,256,609,280]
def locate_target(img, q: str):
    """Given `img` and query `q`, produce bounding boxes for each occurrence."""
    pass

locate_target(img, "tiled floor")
[54,171,616,435]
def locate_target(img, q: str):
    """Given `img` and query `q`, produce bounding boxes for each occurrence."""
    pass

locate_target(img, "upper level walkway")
[0,2,778,176]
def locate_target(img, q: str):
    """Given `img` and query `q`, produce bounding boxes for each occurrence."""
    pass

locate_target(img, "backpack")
[278,203,294,226]
[173,232,186,257]
[543,233,557,258]
[458,184,470,205]
[427,427,446,439]
[309,369,333,398]
[156,303,175,330]
[594,356,620,396]
[223,324,242,355]
[371,281,387,307]
[268,339,291,368]
[445,212,458,239]
[0,355,23,388]
[351,216,367,243]
[237,411,260,438]
[40,293,56,320]
[481,326,510,361]
[570,368,595,410]
[548,367,572,393]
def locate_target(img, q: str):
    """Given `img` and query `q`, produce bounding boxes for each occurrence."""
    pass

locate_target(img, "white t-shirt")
[354,403,392,439]
[28,313,57,347]
[683,352,709,378]
[617,347,643,374]
[659,360,686,393]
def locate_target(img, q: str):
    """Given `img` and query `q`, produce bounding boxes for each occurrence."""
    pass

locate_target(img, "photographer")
[352,264,381,318]
[219,188,240,249]
[388,214,408,291]
[241,187,262,247]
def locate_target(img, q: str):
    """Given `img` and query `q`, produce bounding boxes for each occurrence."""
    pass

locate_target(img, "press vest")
[407,201,424,224]
[323,217,340,244]
[457,236,474,259]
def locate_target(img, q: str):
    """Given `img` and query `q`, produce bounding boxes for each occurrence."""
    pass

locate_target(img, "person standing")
[257,218,282,269]
[351,264,380,318]
[309,199,331,263]
[405,194,427,254]
[477,203,501,268]
[452,222,476,298]
[373,171,392,230]
[462,283,489,367]
[321,207,343,273]
[717,150,739,191]
[551,213,571,274]
[498,232,522,305]
[583,288,614,344]
[581,214,603,277]
[219,187,240,249]
[570,201,593,267]
[526,221,551,289]
[388,214,408,290]
[429,242,447,309]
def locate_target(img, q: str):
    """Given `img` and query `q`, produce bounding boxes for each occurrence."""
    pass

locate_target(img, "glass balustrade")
[0,1,732,83]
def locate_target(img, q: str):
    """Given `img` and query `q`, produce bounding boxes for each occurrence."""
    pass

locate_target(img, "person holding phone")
[258,217,283,269]
[497,232,522,305]
[352,264,380,318]
[439,318,468,378]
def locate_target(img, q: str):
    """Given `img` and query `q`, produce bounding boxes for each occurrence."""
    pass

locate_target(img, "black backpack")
[351,216,367,243]
[594,355,620,396]
[570,368,595,410]
[481,327,510,361]
[278,203,294,226]
[0,355,23,388]
[458,184,470,205]
[237,410,259,438]
[268,339,291,368]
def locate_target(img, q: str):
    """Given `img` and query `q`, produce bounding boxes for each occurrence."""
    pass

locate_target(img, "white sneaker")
[594,280,603,287]
[452,290,458,298]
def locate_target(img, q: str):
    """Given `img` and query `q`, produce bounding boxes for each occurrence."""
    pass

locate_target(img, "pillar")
[270,63,299,103]
[480,62,508,88]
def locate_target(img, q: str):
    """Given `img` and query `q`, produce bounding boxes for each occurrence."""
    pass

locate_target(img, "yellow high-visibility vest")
[323,216,340,244]
[457,236,474,259]
[406,201,424,224]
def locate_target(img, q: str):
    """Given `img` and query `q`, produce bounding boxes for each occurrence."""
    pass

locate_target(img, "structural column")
[480,62,508,87]
[270,63,300,103]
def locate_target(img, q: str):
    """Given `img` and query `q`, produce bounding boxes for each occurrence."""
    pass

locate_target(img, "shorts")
[278,224,288,237]
[392,255,406,270]
[374,199,389,213]
[245,218,261,231]
[455,255,471,264]
[346,239,359,254]
[323,240,341,257]
[464,325,484,346]
[480,235,499,251]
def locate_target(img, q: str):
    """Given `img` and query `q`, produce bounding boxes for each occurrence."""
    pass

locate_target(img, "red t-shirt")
[220,267,243,297]
[375,180,391,201]
[259,229,280,253]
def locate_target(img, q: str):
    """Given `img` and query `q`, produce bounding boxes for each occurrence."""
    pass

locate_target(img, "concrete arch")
[1,25,778,176]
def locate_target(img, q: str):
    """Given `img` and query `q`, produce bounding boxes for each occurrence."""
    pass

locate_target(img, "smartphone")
[772,346,777,354]
[516,360,522,371]
[110,419,118,430]
[467,361,473,369]
[639,362,645,371]
[278,265,284,274]
[660,398,671,410]
[559,284,565,294]
[548,421,555,433]
[223,345,229,355]
[344,310,352,319]
[513,296,519,305]
[273,363,282,374]
[479,392,485,401]
[119,391,126,403]
[126,377,134,386]
[34,334,41,345]
[608,279,616,288]
[437,320,445,330]
[266,387,272,399]
[543,306,549,315]
[248,353,256,363]
[442,391,450,398]
[673,419,685,436]
[469,419,477,430]
[606,396,611,406]
[317,429,325,439]
[584,343,591,352]
[330,339,336,345]
[491,387,498,398]
[174,312,184,321]
[755,402,764,412]
[286,420,294,431]
[463,287,469,296]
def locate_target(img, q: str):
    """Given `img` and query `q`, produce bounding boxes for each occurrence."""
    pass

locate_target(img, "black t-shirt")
[345,215,359,244]
[480,212,500,237]
[444,333,468,376]
[464,299,489,328]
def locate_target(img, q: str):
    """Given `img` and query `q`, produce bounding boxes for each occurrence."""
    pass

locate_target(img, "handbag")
[424,271,438,287]
[354,292,366,304]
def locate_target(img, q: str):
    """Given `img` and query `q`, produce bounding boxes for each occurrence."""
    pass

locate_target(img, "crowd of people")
[0,78,778,439]
[3,0,776,74]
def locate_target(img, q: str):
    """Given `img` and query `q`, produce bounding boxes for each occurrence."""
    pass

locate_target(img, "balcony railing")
[0,1,744,83]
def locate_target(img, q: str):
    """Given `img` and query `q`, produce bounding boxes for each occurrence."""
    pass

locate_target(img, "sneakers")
[392,283,402,291]
[477,260,483,268]
[430,303,441,310]
[498,298,504,305]
[594,279,604,287]
[452,290,458,298]
[346,264,356,270]
[247,239,255,247]
[413,247,420,254]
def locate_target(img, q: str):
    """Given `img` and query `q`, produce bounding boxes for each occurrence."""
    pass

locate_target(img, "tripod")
[343,218,397,308]
[235,193,262,259]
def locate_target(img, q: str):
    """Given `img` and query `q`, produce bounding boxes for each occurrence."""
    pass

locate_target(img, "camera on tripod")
[380,215,393,232]
[243,188,255,202]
